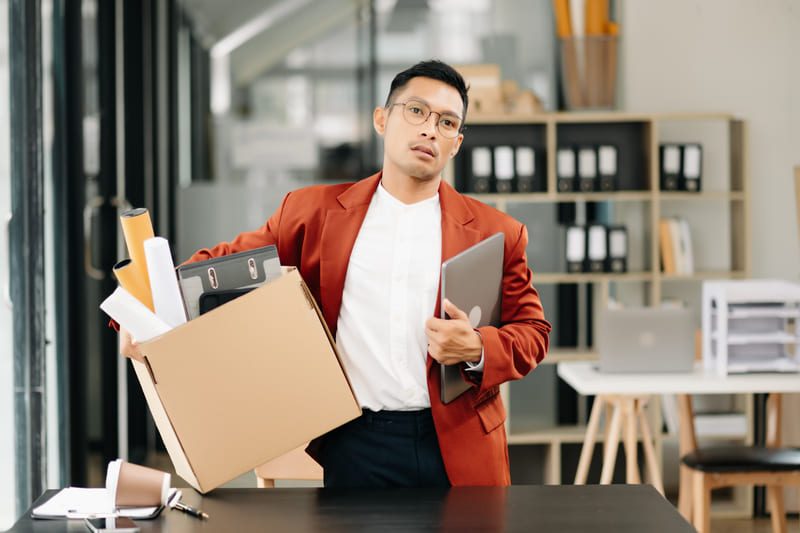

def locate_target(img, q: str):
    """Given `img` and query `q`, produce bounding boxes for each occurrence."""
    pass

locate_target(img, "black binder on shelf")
[659,144,682,191]
[469,146,493,193]
[514,146,540,192]
[586,224,607,272]
[176,245,282,320]
[606,225,628,272]
[597,144,618,191]
[577,146,598,192]
[493,145,515,193]
[565,225,586,273]
[557,147,577,192]
[681,143,702,192]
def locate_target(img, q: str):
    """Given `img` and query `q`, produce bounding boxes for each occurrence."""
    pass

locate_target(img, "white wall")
[619,0,800,280]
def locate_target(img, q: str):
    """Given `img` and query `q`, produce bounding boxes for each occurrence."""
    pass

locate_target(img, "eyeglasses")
[388,100,463,139]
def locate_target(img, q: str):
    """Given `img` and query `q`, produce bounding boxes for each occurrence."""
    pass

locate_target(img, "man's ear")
[373,106,387,136]
[449,133,464,158]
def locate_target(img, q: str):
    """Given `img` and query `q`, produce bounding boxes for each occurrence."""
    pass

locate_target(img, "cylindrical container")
[113,258,154,312]
[106,458,171,508]
[559,35,618,110]
[120,207,155,301]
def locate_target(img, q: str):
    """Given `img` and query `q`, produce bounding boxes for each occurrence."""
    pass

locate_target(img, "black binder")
[659,144,682,191]
[493,145,515,193]
[515,146,542,192]
[557,147,577,192]
[586,224,607,272]
[597,144,618,191]
[565,225,586,273]
[606,226,628,273]
[176,245,282,319]
[577,146,598,192]
[468,146,493,193]
[681,143,702,192]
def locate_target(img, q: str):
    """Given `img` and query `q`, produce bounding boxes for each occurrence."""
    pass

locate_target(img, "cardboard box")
[133,268,360,493]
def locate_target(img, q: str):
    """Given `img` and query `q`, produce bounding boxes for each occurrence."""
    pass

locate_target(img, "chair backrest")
[253,443,323,488]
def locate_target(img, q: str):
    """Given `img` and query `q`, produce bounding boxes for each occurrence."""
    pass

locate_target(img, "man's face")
[374,76,464,182]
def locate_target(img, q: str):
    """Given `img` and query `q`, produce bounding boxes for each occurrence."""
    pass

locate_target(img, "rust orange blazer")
[187,173,551,486]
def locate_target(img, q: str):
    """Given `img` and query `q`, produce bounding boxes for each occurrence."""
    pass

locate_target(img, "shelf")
[659,270,748,282]
[508,424,590,445]
[724,331,798,344]
[532,272,653,284]
[659,191,746,201]
[725,306,800,319]
[466,110,735,125]
[466,191,653,203]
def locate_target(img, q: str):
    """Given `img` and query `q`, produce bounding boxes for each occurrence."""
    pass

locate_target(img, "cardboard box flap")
[138,268,360,492]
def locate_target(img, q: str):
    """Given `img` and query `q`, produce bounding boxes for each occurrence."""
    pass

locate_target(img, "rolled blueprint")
[144,237,187,328]
[100,285,171,343]
[120,207,155,304]
[113,258,155,312]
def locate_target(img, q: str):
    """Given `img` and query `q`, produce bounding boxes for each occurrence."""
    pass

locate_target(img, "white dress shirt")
[335,183,441,411]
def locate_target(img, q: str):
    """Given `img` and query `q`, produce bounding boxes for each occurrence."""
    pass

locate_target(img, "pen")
[173,500,209,520]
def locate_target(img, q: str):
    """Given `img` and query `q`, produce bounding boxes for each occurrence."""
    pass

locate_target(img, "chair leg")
[677,465,693,521]
[692,471,711,533]
[766,485,787,533]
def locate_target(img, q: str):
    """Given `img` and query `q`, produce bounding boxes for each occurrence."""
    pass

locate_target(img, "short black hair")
[385,60,469,129]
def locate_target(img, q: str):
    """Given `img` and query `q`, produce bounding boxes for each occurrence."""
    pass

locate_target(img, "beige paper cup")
[106,458,171,508]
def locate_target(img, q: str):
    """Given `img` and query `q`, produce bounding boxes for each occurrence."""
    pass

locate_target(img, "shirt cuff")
[464,330,485,372]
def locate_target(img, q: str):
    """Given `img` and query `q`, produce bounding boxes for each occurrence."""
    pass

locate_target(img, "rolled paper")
[107,459,171,507]
[113,258,154,311]
[144,237,187,328]
[100,285,171,343]
[120,207,155,303]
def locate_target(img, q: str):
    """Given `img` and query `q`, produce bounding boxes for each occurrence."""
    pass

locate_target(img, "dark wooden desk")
[8,485,693,533]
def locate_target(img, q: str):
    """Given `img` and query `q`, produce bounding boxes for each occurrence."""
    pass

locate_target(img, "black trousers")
[322,408,450,488]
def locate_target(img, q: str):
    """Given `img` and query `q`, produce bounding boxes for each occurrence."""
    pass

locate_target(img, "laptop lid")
[439,232,504,403]
[596,307,696,373]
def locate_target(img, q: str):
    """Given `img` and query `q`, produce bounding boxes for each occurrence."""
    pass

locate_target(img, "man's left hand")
[425,299,483,366]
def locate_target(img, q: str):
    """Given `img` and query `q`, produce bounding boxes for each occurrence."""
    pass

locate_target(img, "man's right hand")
[120,327,145,363]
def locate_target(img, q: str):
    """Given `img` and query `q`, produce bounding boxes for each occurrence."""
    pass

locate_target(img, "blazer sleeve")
[474,223,551,395]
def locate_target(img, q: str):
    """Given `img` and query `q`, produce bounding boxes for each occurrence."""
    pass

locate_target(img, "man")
[121,60,550,487]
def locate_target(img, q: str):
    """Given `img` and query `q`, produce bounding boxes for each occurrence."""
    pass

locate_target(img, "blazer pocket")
[475,391,506,434]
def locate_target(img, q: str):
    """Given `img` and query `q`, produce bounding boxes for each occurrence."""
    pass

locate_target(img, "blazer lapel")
[319,173,382,334]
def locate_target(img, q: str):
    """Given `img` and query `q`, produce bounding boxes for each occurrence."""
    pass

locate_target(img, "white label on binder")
[609,229,627,257]
[471,147,492,177]
[578,148,597,178]
[598,145,617,176]
[515,147,535,177]
[557,148,575,178]
[566,226,586,262]
[494,146,515,180]
[683,145,702,178]
[587,225,607,260]
[663,145,681,173]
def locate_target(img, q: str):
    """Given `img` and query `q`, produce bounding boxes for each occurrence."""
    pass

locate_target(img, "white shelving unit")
[702,279,800,375]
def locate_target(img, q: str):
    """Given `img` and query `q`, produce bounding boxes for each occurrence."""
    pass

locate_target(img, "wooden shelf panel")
[532,272,653,284]
[541,349,598,364]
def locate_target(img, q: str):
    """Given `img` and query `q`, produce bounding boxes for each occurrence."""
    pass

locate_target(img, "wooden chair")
[253,443,323,488]
[678,393,800,533]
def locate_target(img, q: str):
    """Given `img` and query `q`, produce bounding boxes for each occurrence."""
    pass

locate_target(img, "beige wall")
[618,0,800,506]
[619,0,800,280]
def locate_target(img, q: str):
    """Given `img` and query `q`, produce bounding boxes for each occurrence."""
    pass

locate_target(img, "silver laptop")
[440,232,504,403]
[596,307,696,373]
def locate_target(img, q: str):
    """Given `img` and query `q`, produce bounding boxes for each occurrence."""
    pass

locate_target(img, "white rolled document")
[100,286,172,343]
[144,237,187,328]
